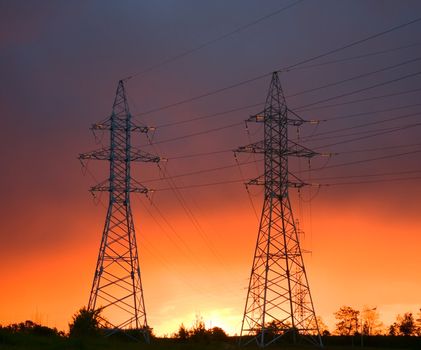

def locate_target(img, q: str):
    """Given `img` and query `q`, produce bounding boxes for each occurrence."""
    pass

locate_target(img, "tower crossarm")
[235,141,264,154]
[79,148,110,161]
[130,148,160,162]
[245,174,309,188]
[235,140,318,158]
[91,183,149,194]
[288,140,319,158]
[79,148,160,162]
[91,118,153,133]
[246,109,309,126]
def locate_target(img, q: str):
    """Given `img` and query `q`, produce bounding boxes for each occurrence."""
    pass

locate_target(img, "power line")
[140,121,244,147]
[282,15,421,70]
[155,154,421,192]
[143,158,262,184]
[141,123,421,184]
[170,148,233,160]
[294,70,421,110]
[295,87,421,112]
[286,41,421,72]
[134,194,219,283]
[338,142,421,154]
[152,176,421,191]
[135,77,421,149]
[155,101,264,128]
[144,138,226,264]
[143,139,421,185]
[309,148,421,172]
[304,169,421,182]
[145,68,421,135]
[320,175,421,186]
[138,72,271,116]
[154,179,244,192]
[287,56,421,99]
[301,110,421,141]
[148,108,421,160]
[124,0,304,80]
[166,139,421,162]
[133,16,421,116]
[309,122,416,143]
[324,102,421,121]
[313,122,421,150]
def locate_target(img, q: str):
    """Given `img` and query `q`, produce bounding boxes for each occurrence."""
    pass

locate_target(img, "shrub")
[69,307,102,338]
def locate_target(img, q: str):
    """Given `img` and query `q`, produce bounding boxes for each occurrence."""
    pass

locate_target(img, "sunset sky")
[1,0,421,336]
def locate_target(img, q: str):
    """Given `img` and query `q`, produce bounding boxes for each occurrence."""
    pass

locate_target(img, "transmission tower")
[236,72,322,347]
[79,80,159,341]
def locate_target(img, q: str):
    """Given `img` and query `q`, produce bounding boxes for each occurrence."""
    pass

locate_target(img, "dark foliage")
[399,312,416,336]
[68,307,102,338]
[175,320,228,343]
[2,320,61,337]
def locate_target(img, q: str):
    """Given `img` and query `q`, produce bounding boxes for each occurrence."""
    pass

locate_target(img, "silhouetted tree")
[388,322,399,336]
[399,312,416,336]
[389,312,418,336]
[189,315,207,341]
[176,323,189,341]
[208,326,228,341]
[361,306,383,335]
[334,306,359,336]
[69,307,102,338]
[415,309,421,336]
[3,320,60,337]
[314,316,329,336]
[174,317,228,343]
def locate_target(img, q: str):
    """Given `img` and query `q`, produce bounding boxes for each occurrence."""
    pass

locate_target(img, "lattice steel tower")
[236,72,322,347]
[79,80,159,341]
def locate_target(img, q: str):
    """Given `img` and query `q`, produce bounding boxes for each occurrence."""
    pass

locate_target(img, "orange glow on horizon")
[1,190,420,336]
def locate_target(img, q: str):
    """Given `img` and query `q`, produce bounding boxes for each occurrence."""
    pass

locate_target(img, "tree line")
[1,305,420,340]
[324,305,421,336]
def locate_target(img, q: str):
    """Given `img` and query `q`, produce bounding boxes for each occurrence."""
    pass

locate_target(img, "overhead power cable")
[140,89,421,150]
[145,75,421,141]
[313,122,421,150]
[301,110,421,141]
[156,101,264,128]
[320,176,421,186]
[140,121,244,147]
[293,70,421,110]
[143,158,262,184]
[287,56,421,99]
[124,0,304,80]
[338,142,421,154]
[309,148,421,172]
[282,16,421,71]
[165,140,421,162]
[146,145,421,195]
[140,66,421,134]
[152,171,421,192]
[143,137,421,185]
[296,87,421,112]
[287,41,421,72]
[154,179,245,191]
[170,148,234,160]
[303,169,421,182]
[133,15,421,116]
[138,72,271,116]
[324,102,421,121]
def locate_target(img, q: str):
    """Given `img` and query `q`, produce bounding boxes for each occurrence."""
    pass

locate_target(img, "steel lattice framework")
[79,80,159,341]
[236,72,322,347]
